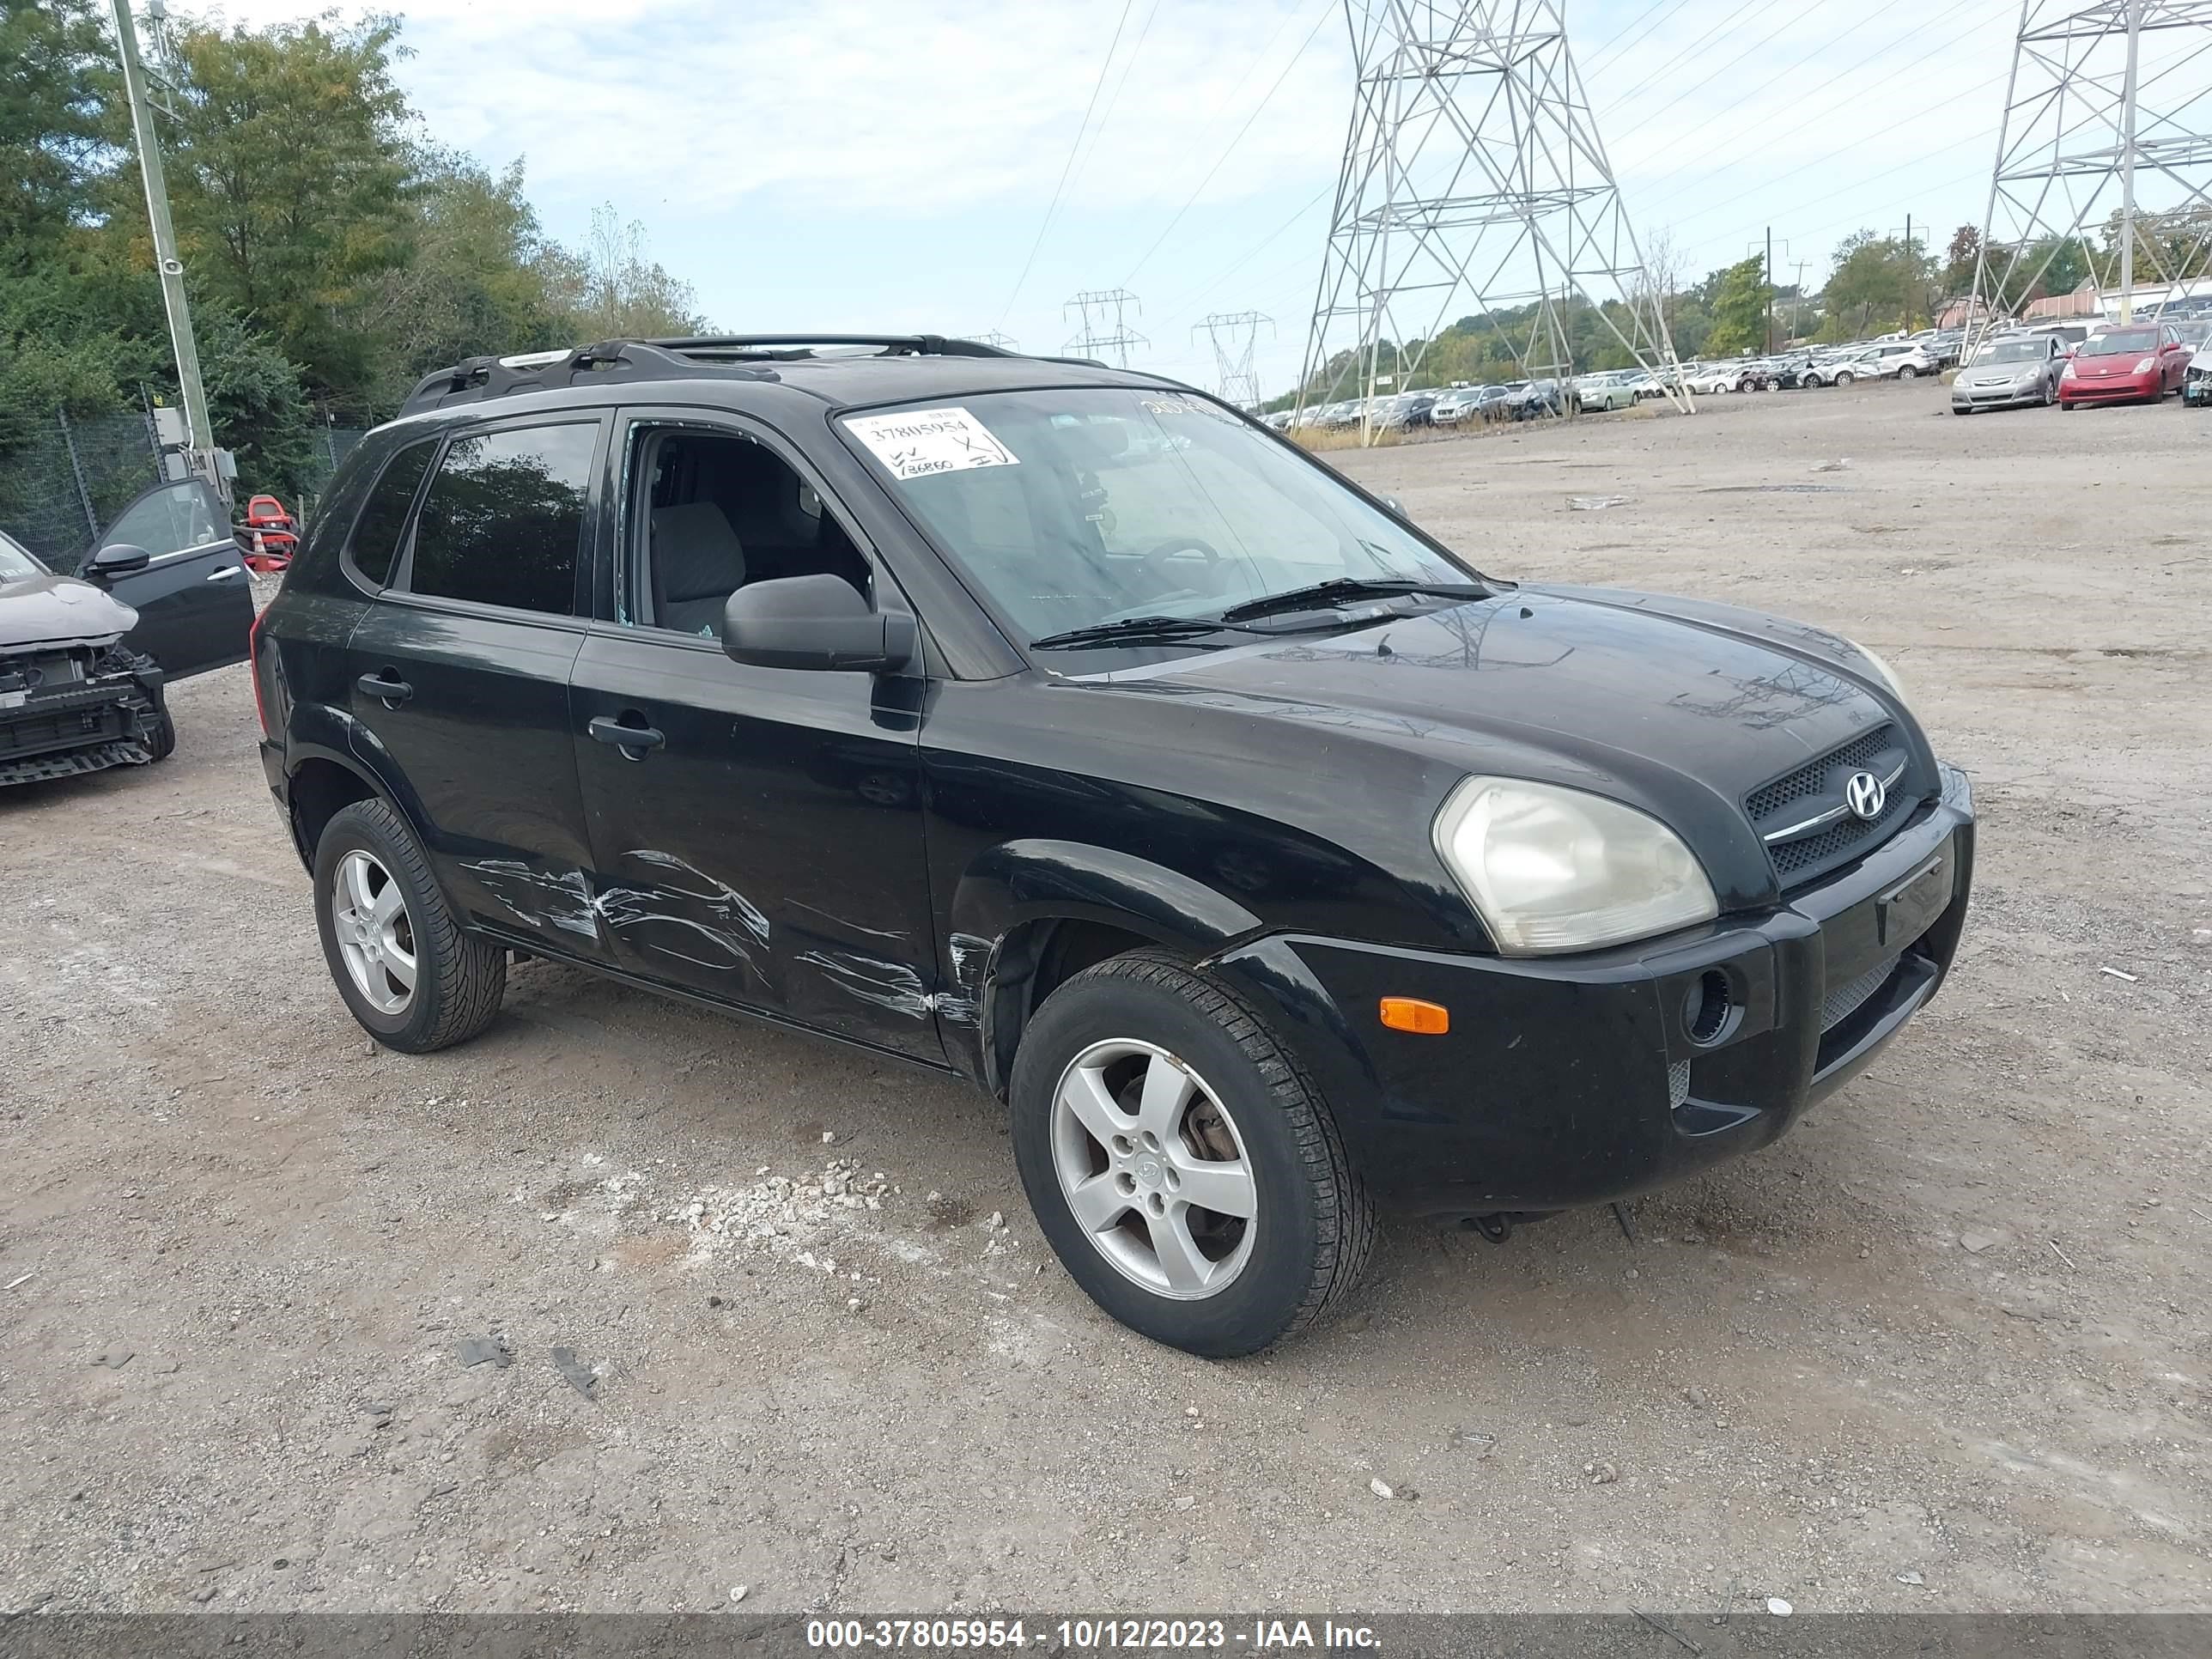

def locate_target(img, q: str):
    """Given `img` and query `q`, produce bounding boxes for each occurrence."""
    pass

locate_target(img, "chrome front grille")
[1746,723,1915,886]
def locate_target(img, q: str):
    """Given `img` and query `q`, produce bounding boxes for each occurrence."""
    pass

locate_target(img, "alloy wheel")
[1048,1038,1257,1300]
[331,848,417,1015]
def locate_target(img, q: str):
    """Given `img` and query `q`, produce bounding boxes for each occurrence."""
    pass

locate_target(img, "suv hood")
[1078,584,1917,912]
[0,571,138,653]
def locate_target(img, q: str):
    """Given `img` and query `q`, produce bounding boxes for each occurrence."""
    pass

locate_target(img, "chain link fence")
[0,410,368,574]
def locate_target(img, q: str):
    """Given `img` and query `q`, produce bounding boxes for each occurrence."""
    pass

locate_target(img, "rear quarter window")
[404,422,597,615]
[346,439,438,588]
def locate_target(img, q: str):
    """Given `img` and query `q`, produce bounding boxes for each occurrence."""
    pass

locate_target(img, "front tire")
[1899,364,1918,379]
[1010,949,1375,1357]
[313,798,506,1053]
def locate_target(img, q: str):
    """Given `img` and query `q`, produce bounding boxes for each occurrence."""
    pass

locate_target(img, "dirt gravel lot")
[3,380,2208,1618]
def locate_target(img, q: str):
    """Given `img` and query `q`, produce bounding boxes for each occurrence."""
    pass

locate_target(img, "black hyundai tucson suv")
[252,335,1975,1357]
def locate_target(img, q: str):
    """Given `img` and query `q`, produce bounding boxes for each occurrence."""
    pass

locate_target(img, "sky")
[194,0,2183,394]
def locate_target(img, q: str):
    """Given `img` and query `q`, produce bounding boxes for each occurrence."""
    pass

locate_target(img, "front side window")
[348,439,437,587]
[841,388,1474,651]
[622,425,871,636]
[408,422,595,615]
[97,480,223,560]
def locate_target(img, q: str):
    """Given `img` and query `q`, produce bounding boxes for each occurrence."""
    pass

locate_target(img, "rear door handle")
[588,714,665,755]
[357,671,412,707]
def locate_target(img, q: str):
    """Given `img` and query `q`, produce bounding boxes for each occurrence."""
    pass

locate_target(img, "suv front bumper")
[1209,764,1975,1217]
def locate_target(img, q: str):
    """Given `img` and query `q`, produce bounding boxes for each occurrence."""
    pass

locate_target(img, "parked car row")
[1951,316,2204,413]
[1271,368,1672,434]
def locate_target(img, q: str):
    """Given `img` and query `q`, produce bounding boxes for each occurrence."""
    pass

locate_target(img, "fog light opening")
[1684,970,1734,1046]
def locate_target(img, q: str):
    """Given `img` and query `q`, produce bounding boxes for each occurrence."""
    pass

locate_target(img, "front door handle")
[588,714,665,757]
[206,565,244,581]
[357,671,412,707]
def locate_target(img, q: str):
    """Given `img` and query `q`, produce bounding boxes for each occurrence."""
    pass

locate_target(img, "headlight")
[1847,638,1910,708]
[2134,356,2158,374]
[1432,778,1717,956]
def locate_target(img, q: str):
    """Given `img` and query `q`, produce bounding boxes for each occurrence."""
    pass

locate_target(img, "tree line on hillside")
[0,0,707,506]
[1277,207,2210,405]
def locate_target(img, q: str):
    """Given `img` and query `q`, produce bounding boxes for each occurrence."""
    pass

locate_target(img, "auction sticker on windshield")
[846,407,1019,480]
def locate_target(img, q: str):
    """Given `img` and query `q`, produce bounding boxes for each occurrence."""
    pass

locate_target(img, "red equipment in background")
[234,494,298,574]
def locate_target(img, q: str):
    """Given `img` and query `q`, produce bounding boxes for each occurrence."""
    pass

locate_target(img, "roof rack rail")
[642,334,1018,361]
[394,333,1126,419]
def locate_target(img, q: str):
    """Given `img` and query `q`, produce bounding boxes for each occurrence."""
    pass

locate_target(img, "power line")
[1599,0,1771,110]
[1609,0,1859,147]
[1583,0,1698,76]
[1624,0,2002,211]
[998,0,1139,324]
[1123,0,1336,284]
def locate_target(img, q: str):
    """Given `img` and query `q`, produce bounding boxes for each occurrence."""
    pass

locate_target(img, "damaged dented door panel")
[567,407,942,1060]
[346,416,608,952]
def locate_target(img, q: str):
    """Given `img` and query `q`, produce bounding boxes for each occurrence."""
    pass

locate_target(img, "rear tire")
[1010,948,1375,1357]
[313,798,506,1053]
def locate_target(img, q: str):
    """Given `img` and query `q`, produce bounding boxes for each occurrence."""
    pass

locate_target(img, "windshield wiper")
[1027,608,1366,651]
[1218,575,1487,623]
[1028,615,1243,651]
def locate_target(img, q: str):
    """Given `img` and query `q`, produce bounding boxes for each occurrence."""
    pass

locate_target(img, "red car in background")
[2058,321,2193,408]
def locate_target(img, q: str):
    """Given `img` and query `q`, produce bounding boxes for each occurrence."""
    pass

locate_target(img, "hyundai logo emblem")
[1844,770,1887,820]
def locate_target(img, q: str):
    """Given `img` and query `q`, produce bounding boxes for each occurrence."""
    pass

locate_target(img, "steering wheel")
[1139,537,1224,578]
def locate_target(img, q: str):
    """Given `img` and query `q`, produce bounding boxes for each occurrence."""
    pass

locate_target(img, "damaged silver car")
[0,481,252,785]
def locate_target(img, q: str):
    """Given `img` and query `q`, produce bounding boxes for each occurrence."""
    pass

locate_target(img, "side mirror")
[720,574,915,672]
[1380,495,1408,520]
[87,544,151,581]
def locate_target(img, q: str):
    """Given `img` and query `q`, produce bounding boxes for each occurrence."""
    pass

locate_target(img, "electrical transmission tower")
[1063,289,1148,367]
[1194,312,1273,407]
[962,330,1020,351]
[1297,1,1688,441]
[1967,2,2212,342]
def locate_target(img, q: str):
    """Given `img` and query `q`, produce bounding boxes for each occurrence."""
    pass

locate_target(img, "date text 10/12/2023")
[805,1619,1382,1650]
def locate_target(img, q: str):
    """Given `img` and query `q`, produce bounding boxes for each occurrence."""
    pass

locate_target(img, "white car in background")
[1866,341,1939,379]
[1682,361,1748,394]
[1802,347,1876,387]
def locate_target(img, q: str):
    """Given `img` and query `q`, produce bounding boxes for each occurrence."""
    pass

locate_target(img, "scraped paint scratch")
[463,860,601,940]
[620,850,769,942]
[797,949,936,1019]
[937,931,996,1029]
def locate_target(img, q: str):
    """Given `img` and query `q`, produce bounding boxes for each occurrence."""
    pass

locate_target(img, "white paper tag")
[846,407,1019,480]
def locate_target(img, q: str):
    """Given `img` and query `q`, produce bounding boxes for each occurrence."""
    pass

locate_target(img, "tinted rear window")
[349,440,436,587]
[407,422,596,615]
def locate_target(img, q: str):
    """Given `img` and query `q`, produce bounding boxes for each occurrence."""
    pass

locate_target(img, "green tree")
[1705,257,1769,356]
[0,0,111,267]
[543,204,708,341]
[1940,224,1981,299]
[1819,231,1935,339]
[140,11,415,399]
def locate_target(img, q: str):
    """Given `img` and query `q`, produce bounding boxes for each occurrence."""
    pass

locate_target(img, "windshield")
[1973,339,2045,364]
[0,531,46,581]
[841,388,1476,650]
[2084,328,2157,356]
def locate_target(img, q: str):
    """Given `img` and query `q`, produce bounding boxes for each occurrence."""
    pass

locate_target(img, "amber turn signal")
[1378,996,1449,1035]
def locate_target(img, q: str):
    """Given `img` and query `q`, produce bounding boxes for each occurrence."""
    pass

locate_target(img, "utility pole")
[1966,0,2212,353]
[2118,0,2144,322]
[1062,289,1147,368]
[1297,1,1691,434]
[110,0,223,500]
[1765,227,1775,353]
[1194,312,1273,409]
